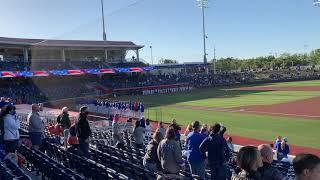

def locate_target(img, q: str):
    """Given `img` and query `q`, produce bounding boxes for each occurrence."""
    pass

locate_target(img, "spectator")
[226,137,235,152]
[257,144,284,180]
[76,106,92,157]
[143,130,164,173]
[2,105,20,155]
[274,136,282,150]
[184,123,192,137]
[156,121,166,137]
[27,104,44,149]
[57,107,71,130]
[200,123,231,180]
[169,119,181,143]
[220,126,227,137]
[140,117,146,128]
[276,137,290,161]
[157,127,184,175]
[145,119,152,141]
[132,120,145,148]
[112,114,123,146]
[231,146,263,180]
[200,124,209,137]
[185,121,206,179]
[293,153,320,180]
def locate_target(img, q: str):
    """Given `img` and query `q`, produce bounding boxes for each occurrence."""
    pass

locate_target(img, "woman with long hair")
[231,146,263,180]
[2,105,20,155]
[143,130,164,173]
[133,120,145,149]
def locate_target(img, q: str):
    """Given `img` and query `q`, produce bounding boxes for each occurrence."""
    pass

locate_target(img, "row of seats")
[0,159,31,180]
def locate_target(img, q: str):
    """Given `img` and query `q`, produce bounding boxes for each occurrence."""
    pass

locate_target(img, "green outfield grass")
[145,107,320,149]
[120,80,320,149]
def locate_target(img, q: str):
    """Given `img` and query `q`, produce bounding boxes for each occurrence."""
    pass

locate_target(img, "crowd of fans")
[0,100,319,179]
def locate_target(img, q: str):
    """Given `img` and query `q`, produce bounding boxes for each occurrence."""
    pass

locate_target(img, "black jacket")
[144,140,160,164]
[57,112,71,130]
[258,162,285,180]
[76,114,91,139]
[199,133,230,167]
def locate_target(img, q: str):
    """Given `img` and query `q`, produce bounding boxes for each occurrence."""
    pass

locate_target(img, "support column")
[62,48,66,62]
[23,48,29,62]
[104,49,108,62]
[136,49,140,62]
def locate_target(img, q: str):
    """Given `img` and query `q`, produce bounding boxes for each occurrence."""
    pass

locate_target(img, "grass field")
[124,80,320,149]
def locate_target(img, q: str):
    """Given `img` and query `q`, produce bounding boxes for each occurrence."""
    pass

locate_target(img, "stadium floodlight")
[314,0,320,6]
[101,0,107,41]
[197,0,209,64]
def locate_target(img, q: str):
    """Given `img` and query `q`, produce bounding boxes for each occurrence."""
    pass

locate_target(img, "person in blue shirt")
[185,121,206,179]
[274,136,282,150]
[276,137,290,161]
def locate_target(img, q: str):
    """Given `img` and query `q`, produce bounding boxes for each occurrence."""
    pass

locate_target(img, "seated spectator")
[169,119,181,143]
[276,137,290,161]
[231,146,263,180]
[2,105,20,156]
[185,121,206,179]
[157,127,184,175]
[227,137,235,152]
[156,121,166,137]
[293,153,320,180]
[143,130,164,173]
[133,120,145,148]
[257,144,284,180]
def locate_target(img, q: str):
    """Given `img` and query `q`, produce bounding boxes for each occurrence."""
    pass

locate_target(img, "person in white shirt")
[2,105,20,154]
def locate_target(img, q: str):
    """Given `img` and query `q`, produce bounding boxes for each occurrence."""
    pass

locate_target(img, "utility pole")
[213,46,216,74]
[101,0,107,41]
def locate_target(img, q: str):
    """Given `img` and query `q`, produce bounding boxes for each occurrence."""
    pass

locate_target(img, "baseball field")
[126,80,320,155]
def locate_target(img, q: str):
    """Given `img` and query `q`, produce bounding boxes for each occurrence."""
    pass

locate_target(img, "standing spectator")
[2,105,20,155]
[258,144,284,180]
[157,127,185,175]
[200,123,231,180]
[76,106,92,157]
[133,120,145,148]
[57,107,71,148]
[276,137,290,161]
[226,137,235,152]
[112,114,123,146]
[185,121,206,179]
[231,146,263,180]
[27,104,44,149]
[184,123,193,137]
[143,131,164,173]
[293,153,320,180]
[145,119,152,141]
[156,121,166,138]
[169,119,181,143]
[274,136,282,150]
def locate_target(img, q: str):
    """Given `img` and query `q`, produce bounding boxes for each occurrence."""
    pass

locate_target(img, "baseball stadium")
[0,1,320,180]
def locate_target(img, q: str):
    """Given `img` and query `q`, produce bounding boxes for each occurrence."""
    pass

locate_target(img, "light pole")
[197,0,209,64]
[150,46,153,65]
[101,0,107,41]
[213,46,216,74]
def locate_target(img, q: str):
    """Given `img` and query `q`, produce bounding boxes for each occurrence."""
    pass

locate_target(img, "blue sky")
[0,0,319,63]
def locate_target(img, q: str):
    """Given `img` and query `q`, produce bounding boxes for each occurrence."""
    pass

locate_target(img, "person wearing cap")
[276,137,290,161]
[76,106,91,157]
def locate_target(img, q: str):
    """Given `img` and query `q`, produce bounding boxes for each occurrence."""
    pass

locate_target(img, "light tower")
[101,0,107,41]
[197,0,209,64]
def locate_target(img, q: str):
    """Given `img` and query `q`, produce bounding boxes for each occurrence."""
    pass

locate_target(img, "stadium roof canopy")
[0,37,144,49]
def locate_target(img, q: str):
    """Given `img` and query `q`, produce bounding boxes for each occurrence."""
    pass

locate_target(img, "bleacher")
[1,112,296,180]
